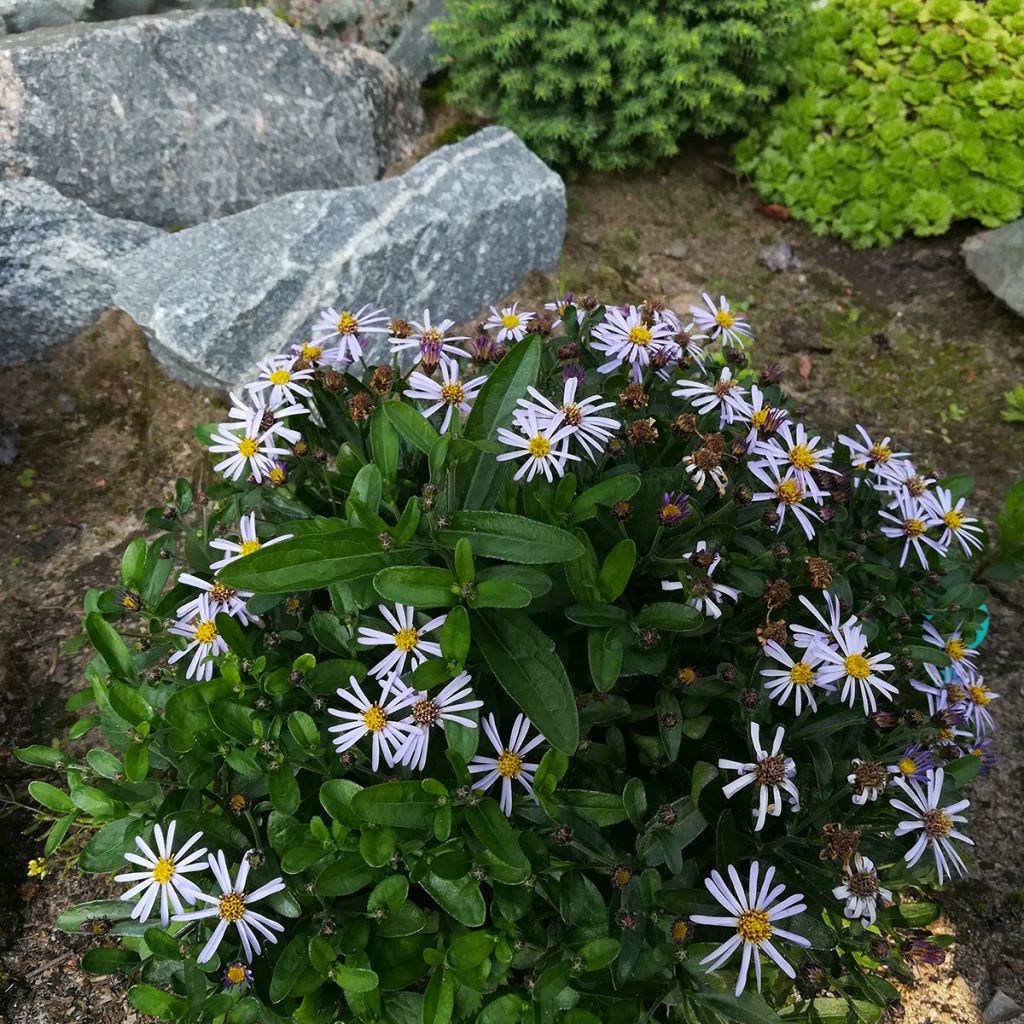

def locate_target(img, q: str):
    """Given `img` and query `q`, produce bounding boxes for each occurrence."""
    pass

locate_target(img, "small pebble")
[984,990,1023,1024]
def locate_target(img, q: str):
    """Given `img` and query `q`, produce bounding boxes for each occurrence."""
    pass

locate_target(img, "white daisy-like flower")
[814,624,897,715]
[682,448,729,495]
[468,713,545,817]
[210,513,294,572]
[223,390,308,446]
[391,310,469,370]
[673,367,751,427]
[960,672,998,737]
[484,301,536,344]
[167,593,230,682]
[790,591,856,652]
[246,354,315,409]
[496,408,580,483]
[591,305,678,381]
[657,307,708,366]
[879,494,947,569]
[687,293,754,349]
[847,758,888,805]
[742,385,788,448]
[114,822,208,928]
[871,460,936,509]
[327,674,416,770]
[690,861,810,996]
[357,602,446,680]
[921,621,979,683]
[512,376,620,461]
[891,767,973,885]
[312,304,390,363]
[832,854,892,925]
[544,293,580,329]
[393,673,484,771]
[760,641,832,714]
[749,460,822,540]
[208,411,292,484]
[176,573,257,626]
[289,338,328,365]
[404,357,487,433]
[922,486,984,557]
[751,421,838,498]
[173,850,286,964]
[718,722,800,832]
[837,425,910,472]
[661,541,740,620]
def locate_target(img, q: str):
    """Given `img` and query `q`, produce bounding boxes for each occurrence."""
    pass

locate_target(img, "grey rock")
[98,0,156,17]
[984,991,1023,1024]
[0,178,160,365]
[0,8,425,227]
[113,127,566,386]
[758,239,800,273]
[387,0,445,81]
[963,220,1024,318]
[0,0,91,33]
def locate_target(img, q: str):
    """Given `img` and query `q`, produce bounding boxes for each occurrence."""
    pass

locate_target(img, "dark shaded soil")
[1,143,1022,1024]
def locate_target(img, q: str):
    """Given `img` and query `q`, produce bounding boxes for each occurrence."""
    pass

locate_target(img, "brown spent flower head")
[319,368,346,393]
[349,393,375,421]
[764,578,791,609]
[851,759,886,796]
[820,823,861,869]
[370,366,395,397]
[557,343,579,361]
[671,413,699,436]
[757,619,788,647]
[618,382,650,410]
[691,443,723,471]
[805,556,834,589]
[389,318,413,339]
[611,500,633,521]
[626,418,659,446]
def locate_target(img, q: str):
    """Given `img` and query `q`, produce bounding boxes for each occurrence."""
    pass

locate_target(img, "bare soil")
[1,142,1022,1024]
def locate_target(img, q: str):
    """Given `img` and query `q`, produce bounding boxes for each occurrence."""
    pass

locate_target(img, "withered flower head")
[370,366,395,396]
[618,382,650,410]
[671,413,699,437]
[757,619,788,647]
[349,393,375,421]
[626,418,659,446]
[805,556,833,589]
[764,578,791,609]
[820,822,861,869]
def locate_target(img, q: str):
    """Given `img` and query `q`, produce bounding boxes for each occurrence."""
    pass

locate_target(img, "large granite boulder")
[962,220,1024,319]
[113,127,566,386]
[387,0,445,82]
[0,8,424,227]
[0,0,91,33]
[0,178,160,364]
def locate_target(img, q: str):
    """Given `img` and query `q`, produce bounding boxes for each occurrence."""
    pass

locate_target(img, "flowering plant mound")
[21,292,999,1024]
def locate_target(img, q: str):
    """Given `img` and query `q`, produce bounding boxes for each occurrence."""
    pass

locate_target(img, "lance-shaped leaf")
[436,511,584,564]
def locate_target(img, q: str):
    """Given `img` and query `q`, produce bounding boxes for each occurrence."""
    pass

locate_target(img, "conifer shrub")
[735,0,1024,247]
[19,292,1004,1023]
[433,0,810,171]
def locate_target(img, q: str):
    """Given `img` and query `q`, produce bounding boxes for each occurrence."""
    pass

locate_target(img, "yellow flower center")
[775,479,803,505]
[337,311,359,334]
[412,698,440,727]
[663,503,681,519]
[751,406,770,429]
[152,857,175,884]
[528,435,552,459]
[301,343,322,361]
[612,867,632,888]
[238,437,259,458]
[868,443,892,463]
[362,705,387,732]
[194,619,218,645]
[501,314,521,330]
[922,809,953,839]
[421,326,443,344]
[239,539,261,557]
[789,662,815,686]
[497,751,524,778]
[269,466,286,485]
[671,918,689,944]
[715,309,736,329]
[225,964,248,985]
[898,757,918,777]
[394,627,419,652]
[844,653,871,679]
[440,382,465,404]
[945,638,967,661]
[560,403,582,427]
[737,909,772,945]
[903,518,926,538]
[788,444,817,471]
[628,325,653,347]
[210,582,236,605]
[943,509,964,531]
[968,685,990,706]
[938,727,953,742]
[269,369,291,385]
[218,892,247,922]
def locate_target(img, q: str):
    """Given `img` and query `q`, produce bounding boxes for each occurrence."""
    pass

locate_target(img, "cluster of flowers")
[130,288,994,999]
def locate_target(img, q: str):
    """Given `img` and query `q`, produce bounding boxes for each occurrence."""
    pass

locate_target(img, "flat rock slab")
[113,127,566,386]
[0,8,424,227]
[0,177,160,364]
[962,220,1024,319]
[0,0,91,32]
[387,0,445,82]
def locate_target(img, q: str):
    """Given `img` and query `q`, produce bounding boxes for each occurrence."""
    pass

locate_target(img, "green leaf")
[144,927,184,959]
[56,899,135,933]
[473,611,579,754]
[471,580,532,608]
[85,612,137,681]
[439,605,470,665]
[478,995,527,1024]
[270,931,311,1003]
[124,744,149,783]
[108,683,150,726]
[448,932,495,971]
[436,511,584,564]
[350,464,383,519]
[569,474,641,523]
[636,602,703,632]
[371,406,400,483]
[320,778,363,828]
[551,790,627,826]
[79,817,145,872]
[465,801,531,880]
[120,538,147,589]
[29,780,73,813]
[14,745,64,769]
[598,539,636,602]
[316,853,380,897]
[462,337,541,508]
[420,872,486,927]
[382,399,440,456]
[588,628,623,691]
[268,768,301,815]
[81,947,140,974]
[422,966,455,1024]
[334,963,380,994]
[359,827,397,867]
[351,782,438,830]
[218,531,411,593]
[374,566,459,607]
[128,985,189,1020]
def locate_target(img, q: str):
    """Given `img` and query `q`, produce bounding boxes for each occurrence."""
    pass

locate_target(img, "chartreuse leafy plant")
[736,0,1024,247]
[21,292,1000,1024]
[433,0,810,171]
